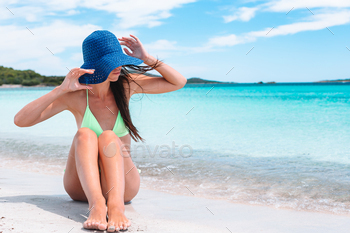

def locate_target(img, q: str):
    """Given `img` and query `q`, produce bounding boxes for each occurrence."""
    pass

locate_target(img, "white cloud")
[210,0,350,50]
[141,38,226,55]
[3,0,196,28]
[138,38,218,58]
[143,39,182,58]
[0,21,101,75]
[248,10,350,37]
[198,9,350,51]
[137,2,350,55]
[0,0,82,21]
[70,52,84,62]
[223,7,259,22]
[223,0,350,23]
[0,5,44,21]
[44,0,82,11]
[82,0,197,29]
[265,0,350,12]
[66,9,80,15]
[207,34,247,47]
[0,0,197,75]
[145,39,178,50]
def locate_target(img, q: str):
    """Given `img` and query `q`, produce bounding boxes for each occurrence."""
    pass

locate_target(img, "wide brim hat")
[79,30,144,84]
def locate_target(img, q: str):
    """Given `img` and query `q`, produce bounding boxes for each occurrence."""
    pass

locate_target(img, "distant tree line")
[0,66,65,86]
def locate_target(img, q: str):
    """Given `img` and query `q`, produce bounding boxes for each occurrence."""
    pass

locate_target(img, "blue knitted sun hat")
[79,30,144,84]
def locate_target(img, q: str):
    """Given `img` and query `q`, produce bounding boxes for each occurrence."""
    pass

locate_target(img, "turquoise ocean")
[1,83,349,215]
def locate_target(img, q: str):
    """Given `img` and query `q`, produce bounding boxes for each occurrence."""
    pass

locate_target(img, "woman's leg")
[97,130,140,232]
[63,127,107,230]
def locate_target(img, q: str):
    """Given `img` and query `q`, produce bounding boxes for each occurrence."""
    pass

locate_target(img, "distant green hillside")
[0,66,64,86]
[316,79,350,83]
[1,66,239,87]
[186,77,235,84]
[0,66,166,87]
[0,66,235,86]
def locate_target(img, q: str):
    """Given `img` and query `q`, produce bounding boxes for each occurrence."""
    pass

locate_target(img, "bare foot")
[106,202,131,232]
[83,199,108,230]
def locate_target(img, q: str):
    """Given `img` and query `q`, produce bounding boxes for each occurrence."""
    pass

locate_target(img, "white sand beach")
[0,167,349,233]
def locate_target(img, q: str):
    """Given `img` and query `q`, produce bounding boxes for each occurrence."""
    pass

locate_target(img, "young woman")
[14,30,187,232]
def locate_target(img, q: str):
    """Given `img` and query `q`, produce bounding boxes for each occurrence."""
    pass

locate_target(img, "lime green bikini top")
[81,89,129,138]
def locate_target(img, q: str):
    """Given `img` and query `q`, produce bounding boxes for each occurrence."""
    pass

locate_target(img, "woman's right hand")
[58,68,94,93]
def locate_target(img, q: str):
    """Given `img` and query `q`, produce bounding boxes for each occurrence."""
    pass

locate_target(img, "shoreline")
[1,152,349,217]
[1,81,350,89]
[0,84,50,88]
[1,167,350,233]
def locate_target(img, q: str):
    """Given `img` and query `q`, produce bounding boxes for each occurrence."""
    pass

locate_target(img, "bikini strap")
[86,88,89,107]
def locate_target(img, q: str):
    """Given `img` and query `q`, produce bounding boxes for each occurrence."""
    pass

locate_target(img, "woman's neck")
[90,81,111,100]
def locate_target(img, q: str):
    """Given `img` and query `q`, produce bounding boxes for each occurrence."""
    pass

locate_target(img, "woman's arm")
[14,86,68,127]
[14,68,94,127]
[131,55,187,95]
[118,35,187,95]
[144,54,187,87]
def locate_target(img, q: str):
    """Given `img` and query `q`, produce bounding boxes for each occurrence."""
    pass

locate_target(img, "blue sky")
[0,0,349,83]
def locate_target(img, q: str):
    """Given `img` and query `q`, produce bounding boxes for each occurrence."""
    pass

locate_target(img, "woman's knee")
[75,127,98,143]
[74,128,98,159]
[98,130,119,142]
[98,130,122,158]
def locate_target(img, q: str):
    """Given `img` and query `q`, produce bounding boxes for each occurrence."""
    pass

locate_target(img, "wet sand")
[0,167,349,233]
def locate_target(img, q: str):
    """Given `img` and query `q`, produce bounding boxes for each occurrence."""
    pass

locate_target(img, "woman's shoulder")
[60,88,87,116]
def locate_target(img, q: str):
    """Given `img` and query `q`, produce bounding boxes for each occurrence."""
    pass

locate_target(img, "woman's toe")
[107,223,116,232]
[94,221,101,230]
[98,222,107,231]
[125,221,130,229]
[83,221,90,229]
[121,222,127,230]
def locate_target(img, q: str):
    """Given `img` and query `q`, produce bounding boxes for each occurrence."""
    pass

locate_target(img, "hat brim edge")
[78,53,144,84]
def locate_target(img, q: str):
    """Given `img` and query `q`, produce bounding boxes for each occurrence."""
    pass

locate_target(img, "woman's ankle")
[107,198,125,212]
[88,196,106,208]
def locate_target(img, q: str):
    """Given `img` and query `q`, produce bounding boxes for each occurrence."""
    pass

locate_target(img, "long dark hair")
[110,57,162,142]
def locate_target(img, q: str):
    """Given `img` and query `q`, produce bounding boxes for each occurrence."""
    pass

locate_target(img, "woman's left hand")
[118,34,150,62]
